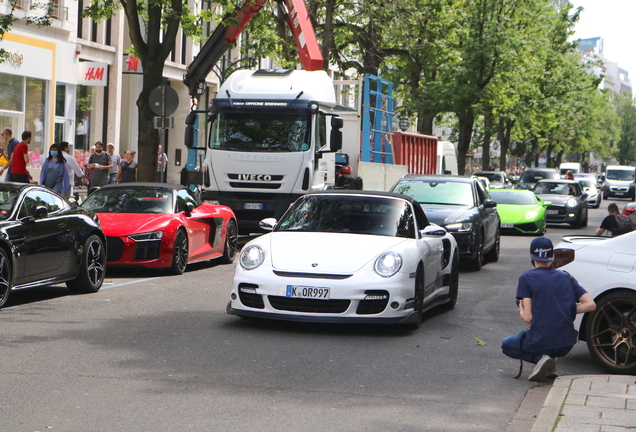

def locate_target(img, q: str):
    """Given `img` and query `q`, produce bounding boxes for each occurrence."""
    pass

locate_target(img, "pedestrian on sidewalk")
[116,150,138,183]
[40,143,70,196]
[501,237,596,381]
[60,142,85,197]
[157,144,168,182]
[1,127,20,181]
[107,143,121,184]
[3,131,33,184]
[87,141,112,188]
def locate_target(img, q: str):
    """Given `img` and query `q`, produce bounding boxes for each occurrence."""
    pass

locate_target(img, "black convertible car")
[0,184,106,308]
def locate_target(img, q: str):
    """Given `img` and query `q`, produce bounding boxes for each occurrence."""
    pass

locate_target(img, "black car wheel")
[0,248,12,308]
[581,208,588,228]
[442,251,459,310]
[406,266,425,330]
[485,227,500,262]
[66,235,106,294]
[469,230,484,271]
[220,219,238,264]
[169,228,189,275]
[585,290,636,375]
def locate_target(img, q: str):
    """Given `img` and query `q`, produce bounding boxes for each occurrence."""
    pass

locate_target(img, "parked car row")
[0,183,238,308]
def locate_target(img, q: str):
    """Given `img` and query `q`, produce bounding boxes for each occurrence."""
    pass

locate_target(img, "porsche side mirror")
[184,202,195,216]
[259,218,277,232]
[420,225,447,237]
[34,206,48,219]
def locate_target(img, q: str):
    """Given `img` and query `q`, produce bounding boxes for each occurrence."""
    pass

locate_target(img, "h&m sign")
[78,61,108,86]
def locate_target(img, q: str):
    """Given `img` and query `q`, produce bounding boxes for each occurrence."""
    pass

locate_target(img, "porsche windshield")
[275,195,416,238]
[82,188,174,213]
[211,112,311,152]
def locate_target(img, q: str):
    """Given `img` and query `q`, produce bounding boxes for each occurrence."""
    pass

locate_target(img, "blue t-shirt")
[516,267,587,351]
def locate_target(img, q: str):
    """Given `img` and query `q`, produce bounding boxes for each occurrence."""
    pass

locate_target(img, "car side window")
[18,190,68,218]
[176,189,199,213]
[395,203,416,239]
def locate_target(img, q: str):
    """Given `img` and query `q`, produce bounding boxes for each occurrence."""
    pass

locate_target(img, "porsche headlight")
[128,231,163,241]
[566,198,578,207]
[240,245,265,270]
[525,211,538,219]
[444,222,473,232]
[374,253,403,278]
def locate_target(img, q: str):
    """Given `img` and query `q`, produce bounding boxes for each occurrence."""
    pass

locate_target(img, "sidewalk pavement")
[508,375,636,431]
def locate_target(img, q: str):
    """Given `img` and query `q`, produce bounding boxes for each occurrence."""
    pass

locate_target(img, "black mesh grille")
[268,296,350,313]
[356,290,389,315]
[106,237,124,262]
[238,283,264,309]
[516,222,539,232]
[133,240,161,261]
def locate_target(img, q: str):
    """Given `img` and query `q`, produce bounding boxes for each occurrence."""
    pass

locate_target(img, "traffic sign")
[149,86,179,116]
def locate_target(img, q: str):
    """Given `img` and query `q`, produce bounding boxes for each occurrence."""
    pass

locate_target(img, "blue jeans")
[501,331,573,364]
[109,173,117,184]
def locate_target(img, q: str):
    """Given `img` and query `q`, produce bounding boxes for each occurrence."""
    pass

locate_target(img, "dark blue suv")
[390,175,500,271]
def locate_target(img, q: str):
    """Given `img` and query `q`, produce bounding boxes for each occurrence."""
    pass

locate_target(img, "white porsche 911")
[227,191,459,329]
[554,231,636,374]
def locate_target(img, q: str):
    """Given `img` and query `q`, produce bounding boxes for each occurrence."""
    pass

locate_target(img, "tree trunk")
[456,108,475,176]
[417,109,436,135]
[482,112,493,170]
[499,118,514,172]
[545,144,553,168]
[136,57,165,182]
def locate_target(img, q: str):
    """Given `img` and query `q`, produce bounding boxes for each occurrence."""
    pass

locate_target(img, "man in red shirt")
[7,131,32,183]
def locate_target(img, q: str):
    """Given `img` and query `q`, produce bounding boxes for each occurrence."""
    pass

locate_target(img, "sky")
[570,0,636,80]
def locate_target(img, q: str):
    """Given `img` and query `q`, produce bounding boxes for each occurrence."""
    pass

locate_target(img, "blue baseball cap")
[530,237,554,262]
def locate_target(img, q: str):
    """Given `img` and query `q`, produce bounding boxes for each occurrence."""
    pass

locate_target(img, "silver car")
[574,174,602,209]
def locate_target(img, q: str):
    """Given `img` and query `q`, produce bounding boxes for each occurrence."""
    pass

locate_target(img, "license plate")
[501,223,514,228]
[244,203,263,210]
[286,285,330,299]
[547,210,559,215]
[616,192,624,196]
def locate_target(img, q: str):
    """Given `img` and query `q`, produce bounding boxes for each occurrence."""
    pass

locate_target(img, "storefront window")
[25,77,46,151]
[0,72,24,112]
[55,83,65,117]
[75,85,96,151]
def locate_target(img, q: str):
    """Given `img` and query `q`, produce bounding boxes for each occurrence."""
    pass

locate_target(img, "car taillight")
[623,207,635,215]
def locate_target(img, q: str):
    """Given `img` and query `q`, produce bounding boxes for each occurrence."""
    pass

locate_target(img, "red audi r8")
[81,183,238,274]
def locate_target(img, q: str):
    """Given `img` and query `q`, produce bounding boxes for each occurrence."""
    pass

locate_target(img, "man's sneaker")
[546,358,558,379]
[529,355,556,382]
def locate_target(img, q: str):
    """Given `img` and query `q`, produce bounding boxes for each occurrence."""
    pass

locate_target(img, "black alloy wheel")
[220,220,238,264]
[585,291,636,375]
[406,266,425,330]
[469,230,484,271]
[485,228,500,262]
[169,228,189,275]
[67,235,106,294]
[442,251,459,310]
[0,248,12,308]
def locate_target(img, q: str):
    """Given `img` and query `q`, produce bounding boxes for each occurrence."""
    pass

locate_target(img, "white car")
[227,191,459,329]
[554,231,636,374]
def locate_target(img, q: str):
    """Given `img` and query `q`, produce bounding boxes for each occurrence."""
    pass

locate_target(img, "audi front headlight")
[374,253,403,278]
[128,231,163,241]
[444,222,473,232]
[240,245,265,270]
[566,198,578,207]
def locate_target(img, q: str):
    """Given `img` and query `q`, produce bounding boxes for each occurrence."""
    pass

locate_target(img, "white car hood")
[268,232,408,273]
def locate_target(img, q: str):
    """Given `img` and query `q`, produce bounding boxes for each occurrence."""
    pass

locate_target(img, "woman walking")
[116,150,138,183]
[40,143,70,195]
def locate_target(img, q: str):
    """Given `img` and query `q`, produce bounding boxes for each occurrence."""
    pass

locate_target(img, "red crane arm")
[225,0,323,71]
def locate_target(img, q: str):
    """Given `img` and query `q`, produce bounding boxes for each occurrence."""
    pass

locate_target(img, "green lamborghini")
[488,189,549,235]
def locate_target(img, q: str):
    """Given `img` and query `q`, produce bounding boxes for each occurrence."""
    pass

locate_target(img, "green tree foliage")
[615,94,636,165]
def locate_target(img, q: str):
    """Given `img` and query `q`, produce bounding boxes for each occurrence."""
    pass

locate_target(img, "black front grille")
[516,222,539,232]
[273,270,353,280]
[546,206,566,216]
[229,182,281,189]
[356,290,389,315]
[268,296,350,313]
[133,240,161,261]
[106,237,124,262]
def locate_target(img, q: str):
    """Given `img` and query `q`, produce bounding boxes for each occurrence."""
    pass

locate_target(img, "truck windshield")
[211,112,311,152]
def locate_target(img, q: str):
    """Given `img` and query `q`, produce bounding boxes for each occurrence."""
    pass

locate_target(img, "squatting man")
[501,238,596,381]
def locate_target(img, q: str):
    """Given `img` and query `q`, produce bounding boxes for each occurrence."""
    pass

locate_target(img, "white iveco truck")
[193,69,345,233]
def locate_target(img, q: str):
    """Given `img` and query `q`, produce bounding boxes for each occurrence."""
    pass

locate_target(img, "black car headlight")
[444,222,473,232]
[128,231,163,241]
